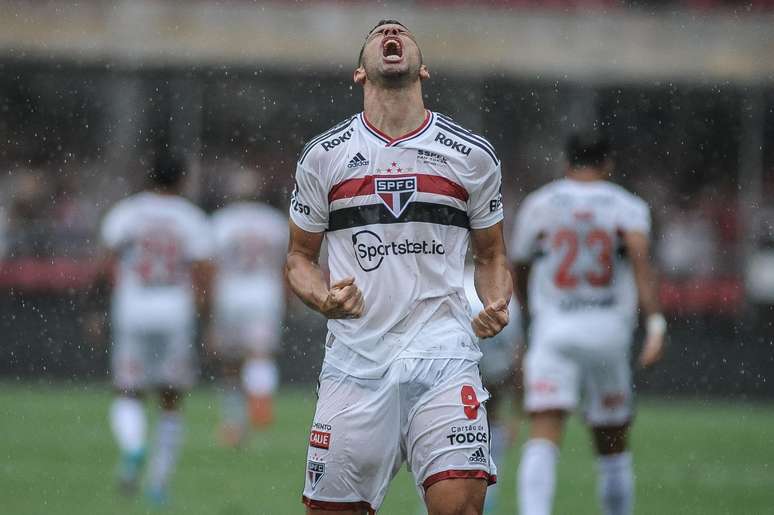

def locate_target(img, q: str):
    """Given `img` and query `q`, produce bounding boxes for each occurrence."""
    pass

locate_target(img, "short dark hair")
[565,129,611,168]
[358,19,409,66]
[148,153,186,189]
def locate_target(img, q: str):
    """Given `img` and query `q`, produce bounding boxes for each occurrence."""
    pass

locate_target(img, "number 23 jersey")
[510,178,651,329]
[290,111,503,379]
[100,191,212,330]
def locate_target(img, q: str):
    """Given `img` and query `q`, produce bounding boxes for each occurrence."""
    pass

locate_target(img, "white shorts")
[524,315,633,426]
[111,325,196,391]
[302,358,496,513]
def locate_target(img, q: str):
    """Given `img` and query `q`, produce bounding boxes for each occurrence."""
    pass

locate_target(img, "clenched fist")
[320,277,365,319]
[471,298,509,339]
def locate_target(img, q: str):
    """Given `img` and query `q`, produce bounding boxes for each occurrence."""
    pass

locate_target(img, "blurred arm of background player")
[511,261,530,442]
[470,222,512,338]
[82,248,117,344]
[624,230,667,368]
[285,220,364,319]
[191,258,216,349]
[514,262,530,319]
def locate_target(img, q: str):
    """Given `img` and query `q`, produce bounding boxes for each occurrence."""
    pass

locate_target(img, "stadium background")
[1,1,772,514]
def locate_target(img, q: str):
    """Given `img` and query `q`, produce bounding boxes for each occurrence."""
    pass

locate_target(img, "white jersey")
[510,178,650,329]
[290,111,503,378]
[211,201,288,322]
[101,191,212,330]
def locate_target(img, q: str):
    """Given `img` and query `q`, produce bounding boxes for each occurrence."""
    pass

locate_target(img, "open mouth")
[382,37,403,62]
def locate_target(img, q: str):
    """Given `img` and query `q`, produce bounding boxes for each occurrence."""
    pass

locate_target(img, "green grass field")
[2,384,772,515]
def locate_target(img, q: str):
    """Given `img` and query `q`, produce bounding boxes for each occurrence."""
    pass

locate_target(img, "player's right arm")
[285,222,363,319]
[285,160,363,319]
[623,229,666,368]
[620,196,666,368]
[84,204,127,342]
[509,195,538,319]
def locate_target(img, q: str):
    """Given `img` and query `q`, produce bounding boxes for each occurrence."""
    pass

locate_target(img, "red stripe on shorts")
[422,470,497,491]
[302,495,376,514]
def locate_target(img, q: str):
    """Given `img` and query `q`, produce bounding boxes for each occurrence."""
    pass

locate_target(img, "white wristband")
[646,313,667,337]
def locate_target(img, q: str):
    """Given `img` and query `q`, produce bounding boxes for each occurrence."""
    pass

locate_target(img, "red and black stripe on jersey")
[327,173,469,232]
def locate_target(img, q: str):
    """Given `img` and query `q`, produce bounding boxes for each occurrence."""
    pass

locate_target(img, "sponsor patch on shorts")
[309,430,331,449]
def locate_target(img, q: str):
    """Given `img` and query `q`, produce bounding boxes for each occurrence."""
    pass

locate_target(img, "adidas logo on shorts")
[468,447,488,465]
[347,152,369,168]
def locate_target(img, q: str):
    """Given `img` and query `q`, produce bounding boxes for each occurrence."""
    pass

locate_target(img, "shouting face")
[355,22,428,88]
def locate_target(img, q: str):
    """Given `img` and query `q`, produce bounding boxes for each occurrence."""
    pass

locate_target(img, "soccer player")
[511,130,667,515]
[285,20,512,515]
[462,266,523,515]
[99,154,213,503]
[210,170,288,444]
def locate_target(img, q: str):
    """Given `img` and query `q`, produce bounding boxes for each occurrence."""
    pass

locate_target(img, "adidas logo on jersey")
[468,447,488,465]
[347,152,369,168]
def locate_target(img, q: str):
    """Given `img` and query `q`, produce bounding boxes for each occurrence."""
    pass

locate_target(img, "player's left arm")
[470,222,512,339]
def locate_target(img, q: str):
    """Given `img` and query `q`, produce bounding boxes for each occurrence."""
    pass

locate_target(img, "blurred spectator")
[5,169,53,258]
[657,199,720,278]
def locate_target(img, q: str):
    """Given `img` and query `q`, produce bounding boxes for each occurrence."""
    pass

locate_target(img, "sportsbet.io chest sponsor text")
[352,230,445,272]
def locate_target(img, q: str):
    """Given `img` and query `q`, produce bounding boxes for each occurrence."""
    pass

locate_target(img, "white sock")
[147,411,184,490]
[484,423,508,511]
[597,452,634,515]
[518,438,559,515]
[109,397,146,455]
[241,359,278,396]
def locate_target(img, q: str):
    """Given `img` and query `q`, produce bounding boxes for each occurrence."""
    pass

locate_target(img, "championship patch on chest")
[375,176,417,218]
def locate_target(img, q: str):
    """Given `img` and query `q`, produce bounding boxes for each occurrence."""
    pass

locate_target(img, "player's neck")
[566,167,604,182]
[363,83,426,140]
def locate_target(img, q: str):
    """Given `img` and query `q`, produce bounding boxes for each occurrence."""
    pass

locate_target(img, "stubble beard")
[365,60,420,90]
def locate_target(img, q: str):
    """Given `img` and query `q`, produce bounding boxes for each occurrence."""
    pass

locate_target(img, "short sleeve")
[468,162,504,230]
[289,161,329,233]
[617,194,651,237]
[509,196,539,264]
[100,204,127,250]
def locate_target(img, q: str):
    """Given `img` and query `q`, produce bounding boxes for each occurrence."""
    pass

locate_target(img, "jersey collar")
[359,110,434,147]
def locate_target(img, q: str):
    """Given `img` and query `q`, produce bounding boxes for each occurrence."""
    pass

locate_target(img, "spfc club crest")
[375,176,417,218]
[307,459,325,489]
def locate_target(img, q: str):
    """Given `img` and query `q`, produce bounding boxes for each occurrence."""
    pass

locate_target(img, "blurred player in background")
[286,19,511,515]
[210,170,288,445]
[510,130,666,515]
[99,154,213,504]
[462,265,523,515]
